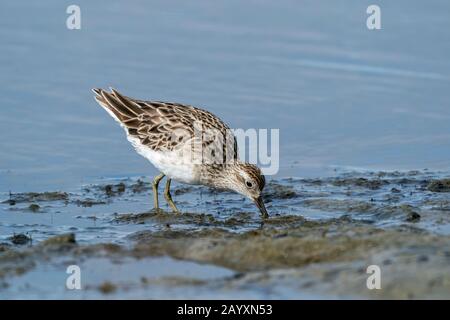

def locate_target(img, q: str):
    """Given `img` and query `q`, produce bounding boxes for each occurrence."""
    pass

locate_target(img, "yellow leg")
[164,178,179,213]
[152,173,165,210]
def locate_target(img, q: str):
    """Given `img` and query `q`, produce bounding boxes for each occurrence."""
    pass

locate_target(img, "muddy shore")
[1,170,450,299]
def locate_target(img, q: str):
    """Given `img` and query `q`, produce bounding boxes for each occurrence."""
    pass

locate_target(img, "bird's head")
[221,162,268,218]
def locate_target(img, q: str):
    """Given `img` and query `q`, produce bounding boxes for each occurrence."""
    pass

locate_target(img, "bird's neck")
[201,163,238,190]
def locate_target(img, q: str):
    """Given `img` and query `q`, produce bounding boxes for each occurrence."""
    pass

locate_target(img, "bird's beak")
[254,196,269,218]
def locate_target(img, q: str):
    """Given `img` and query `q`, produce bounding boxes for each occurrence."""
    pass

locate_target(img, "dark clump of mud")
[41,233,76,246]
[302,198,375,213]
[402,205,421,222]
[130,179,151,194]
[330,177,389,190]
[8,233,32,245]
[2,191,69,205]
[83,178,154,197]
[74,199,107,207]
[114,211,214,225]
[427,179,450,192]
[173,186,195,196]
[103,183,126,197]
[98,281,117,294]
[28,204,40,212]
[113,210,256,229]
[263,182,297,202]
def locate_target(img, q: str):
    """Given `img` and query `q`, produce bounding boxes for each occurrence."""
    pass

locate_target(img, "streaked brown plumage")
[93,88,268,217]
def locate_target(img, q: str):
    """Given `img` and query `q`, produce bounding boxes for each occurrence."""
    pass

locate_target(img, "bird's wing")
[93,88,238,162]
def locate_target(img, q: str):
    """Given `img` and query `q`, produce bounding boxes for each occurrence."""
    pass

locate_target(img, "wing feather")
[92,88,238,161]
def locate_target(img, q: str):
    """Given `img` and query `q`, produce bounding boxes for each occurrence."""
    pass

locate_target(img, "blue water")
[1,0,450,192]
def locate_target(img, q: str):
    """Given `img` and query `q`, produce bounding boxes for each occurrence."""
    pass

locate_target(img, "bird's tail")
[92,88,142,128]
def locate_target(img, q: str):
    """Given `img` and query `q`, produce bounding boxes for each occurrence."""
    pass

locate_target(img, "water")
[0,256,236,299]
[1,1,450,299]
[1,0,450,192]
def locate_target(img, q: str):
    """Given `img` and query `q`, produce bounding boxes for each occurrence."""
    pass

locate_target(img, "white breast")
[126,135,200,185]
[101,106,201,185]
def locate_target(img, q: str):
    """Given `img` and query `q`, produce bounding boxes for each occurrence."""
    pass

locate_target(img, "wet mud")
[1,169,450,298]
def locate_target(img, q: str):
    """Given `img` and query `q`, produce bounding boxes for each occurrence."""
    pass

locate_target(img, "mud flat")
[1,170,450,299]
[1,218,449,299]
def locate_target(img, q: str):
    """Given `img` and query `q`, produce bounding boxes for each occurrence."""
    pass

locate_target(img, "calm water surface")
[1,0,449,190]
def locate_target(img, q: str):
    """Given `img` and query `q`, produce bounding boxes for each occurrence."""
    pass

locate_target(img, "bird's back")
[93,88,238,182]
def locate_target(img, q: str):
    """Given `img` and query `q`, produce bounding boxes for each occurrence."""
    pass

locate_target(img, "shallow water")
[1,0,450,191]
[0,256,237,300]
[1,1,450,299]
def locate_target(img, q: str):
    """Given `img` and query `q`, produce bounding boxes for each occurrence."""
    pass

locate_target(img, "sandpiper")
[92,88,268,218]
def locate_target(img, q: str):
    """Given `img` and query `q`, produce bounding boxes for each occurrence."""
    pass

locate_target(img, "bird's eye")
[246,181,253,188]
